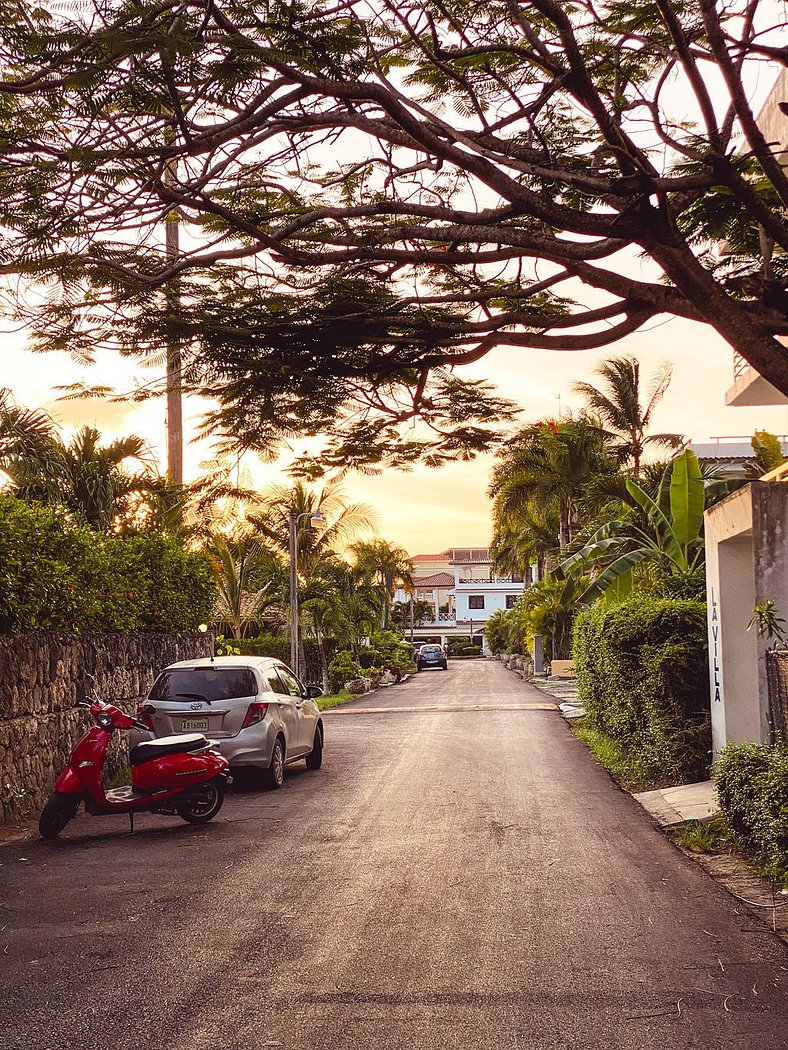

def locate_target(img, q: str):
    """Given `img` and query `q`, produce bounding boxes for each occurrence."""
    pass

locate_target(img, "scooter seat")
[130,733,209,766]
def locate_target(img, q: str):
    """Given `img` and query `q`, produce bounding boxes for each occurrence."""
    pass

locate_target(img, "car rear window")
[422,646,442,654]
[150,668,258,702]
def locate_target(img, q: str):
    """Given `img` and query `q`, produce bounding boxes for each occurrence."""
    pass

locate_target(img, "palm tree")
[489,417,616,549]
[348,539,414,630]
[573,356,683,475]
[55,427,157,531]
[254,479,376,667]
[257,479,375,574]
[299,555,385,688]
[1,391,160,532]
[0,389,61,486]
[209,533,283,638]
[491,503,561,582]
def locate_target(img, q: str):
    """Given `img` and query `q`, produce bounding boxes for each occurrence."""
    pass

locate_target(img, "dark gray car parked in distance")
[416,645,448,671]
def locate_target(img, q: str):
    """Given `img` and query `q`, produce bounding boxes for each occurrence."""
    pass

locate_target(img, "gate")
[765,649,788,743]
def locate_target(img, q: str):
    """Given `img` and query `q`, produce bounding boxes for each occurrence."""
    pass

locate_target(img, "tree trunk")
[650,239,788,395]
[559,501,571,548]
[298,627,307,685]
[317,631,330,693]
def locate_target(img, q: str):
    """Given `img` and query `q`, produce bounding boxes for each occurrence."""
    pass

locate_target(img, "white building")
[396,547,526,649]
[704,69,788,753]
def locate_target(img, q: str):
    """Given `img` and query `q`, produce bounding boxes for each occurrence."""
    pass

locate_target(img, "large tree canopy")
[1,0,788,465]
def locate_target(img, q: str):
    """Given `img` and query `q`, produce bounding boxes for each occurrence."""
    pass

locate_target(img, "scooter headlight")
[97,711,113,729]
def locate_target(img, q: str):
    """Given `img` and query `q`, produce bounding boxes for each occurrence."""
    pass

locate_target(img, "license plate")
[181,718,209,732]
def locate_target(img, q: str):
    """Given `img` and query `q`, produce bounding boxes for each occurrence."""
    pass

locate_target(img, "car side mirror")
[305,685,324,699]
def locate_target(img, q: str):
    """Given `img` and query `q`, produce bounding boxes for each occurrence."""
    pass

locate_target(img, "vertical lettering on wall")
[710,588,721,703]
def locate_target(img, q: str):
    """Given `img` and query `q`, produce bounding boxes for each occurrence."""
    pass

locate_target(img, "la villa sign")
[710,587,722,704]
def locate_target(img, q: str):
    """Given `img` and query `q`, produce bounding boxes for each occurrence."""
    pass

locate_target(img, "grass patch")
[668,814,736,854]
[316,692,357,711]
[668,815,788,887]
[572,721,668,793]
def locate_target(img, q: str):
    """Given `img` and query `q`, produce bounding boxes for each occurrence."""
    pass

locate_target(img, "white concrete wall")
[454,585,524,622]
[705,483,788,753]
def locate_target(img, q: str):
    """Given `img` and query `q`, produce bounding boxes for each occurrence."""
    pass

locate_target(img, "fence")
[765,648,788,744]
[0,632,213,822]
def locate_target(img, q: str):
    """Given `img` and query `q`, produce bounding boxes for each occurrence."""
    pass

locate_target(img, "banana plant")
[554,450,707,604]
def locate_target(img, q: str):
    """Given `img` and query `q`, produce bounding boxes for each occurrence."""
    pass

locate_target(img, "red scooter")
[39,695,230,839]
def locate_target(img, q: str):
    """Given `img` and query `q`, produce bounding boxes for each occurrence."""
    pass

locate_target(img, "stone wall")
[0,633,213,822]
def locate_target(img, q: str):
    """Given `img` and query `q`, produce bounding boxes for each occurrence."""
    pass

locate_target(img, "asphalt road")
[1,661,786,1050]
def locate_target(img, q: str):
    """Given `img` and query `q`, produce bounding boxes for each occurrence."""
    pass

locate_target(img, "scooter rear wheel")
[39,792,79,839]
[176,779,225,825]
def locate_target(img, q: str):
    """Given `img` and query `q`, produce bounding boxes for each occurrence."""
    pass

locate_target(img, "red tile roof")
[412,572,455,588]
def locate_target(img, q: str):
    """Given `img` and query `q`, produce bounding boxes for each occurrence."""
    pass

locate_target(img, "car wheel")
[263,737,286,790]
[39,792,80,840]
[305,726,323,770]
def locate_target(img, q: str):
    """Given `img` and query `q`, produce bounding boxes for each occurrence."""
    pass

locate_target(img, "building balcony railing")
[413,616,457,628]
[733,351,748,381]
[455,577,525,586]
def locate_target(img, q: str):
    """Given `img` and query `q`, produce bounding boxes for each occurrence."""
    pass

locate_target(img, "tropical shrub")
[368,631,416,680]
[328,650,362,693]
[573,594,710,782]
[715,743,788,879]
[215,635,241,656]
[0,494,215,633]
[236,633,335,683]
[483,611,508,654]
[358,647,384,669]
[446,637,471,655]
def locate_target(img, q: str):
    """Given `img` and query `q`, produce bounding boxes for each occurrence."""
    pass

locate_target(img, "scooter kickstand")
[129,812,135,834]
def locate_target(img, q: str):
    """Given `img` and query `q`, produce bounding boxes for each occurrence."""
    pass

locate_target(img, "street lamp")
[289,507,324,679]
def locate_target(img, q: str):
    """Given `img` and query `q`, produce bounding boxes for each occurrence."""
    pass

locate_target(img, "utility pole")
[289,507,299,677]
[164,141,183,485]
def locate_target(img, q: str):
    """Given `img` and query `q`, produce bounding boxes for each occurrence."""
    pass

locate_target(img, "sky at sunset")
[4,309,787,556]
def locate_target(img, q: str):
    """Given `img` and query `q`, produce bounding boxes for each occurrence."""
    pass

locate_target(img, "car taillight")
[136,703,155,731]
[242,701,269,728]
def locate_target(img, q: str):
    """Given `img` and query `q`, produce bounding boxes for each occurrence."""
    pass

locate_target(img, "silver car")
[130,656,324,789]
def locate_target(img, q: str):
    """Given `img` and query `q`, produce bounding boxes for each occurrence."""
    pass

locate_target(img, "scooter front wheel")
[176,779,225,825]
[39,792,80,839]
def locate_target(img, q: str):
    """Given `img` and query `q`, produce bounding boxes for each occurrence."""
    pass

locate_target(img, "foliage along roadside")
[0,494,216,633]
[573,594,711,783]
[714,743,788,883]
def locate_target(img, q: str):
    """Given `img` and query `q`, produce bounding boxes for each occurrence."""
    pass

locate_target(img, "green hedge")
[573,595,710,782]
[715,743,788,877]
[0,495,216,633]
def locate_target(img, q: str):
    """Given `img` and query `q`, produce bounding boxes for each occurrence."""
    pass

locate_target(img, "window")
[468,595,485,610]
[150,668,257,702]
[506,595,518,609]
[275,665,304,698]
[266,671,290,696]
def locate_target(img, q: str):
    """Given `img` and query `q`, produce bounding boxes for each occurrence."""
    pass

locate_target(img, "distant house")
[396,547,526,649]
[689,437,788,479]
